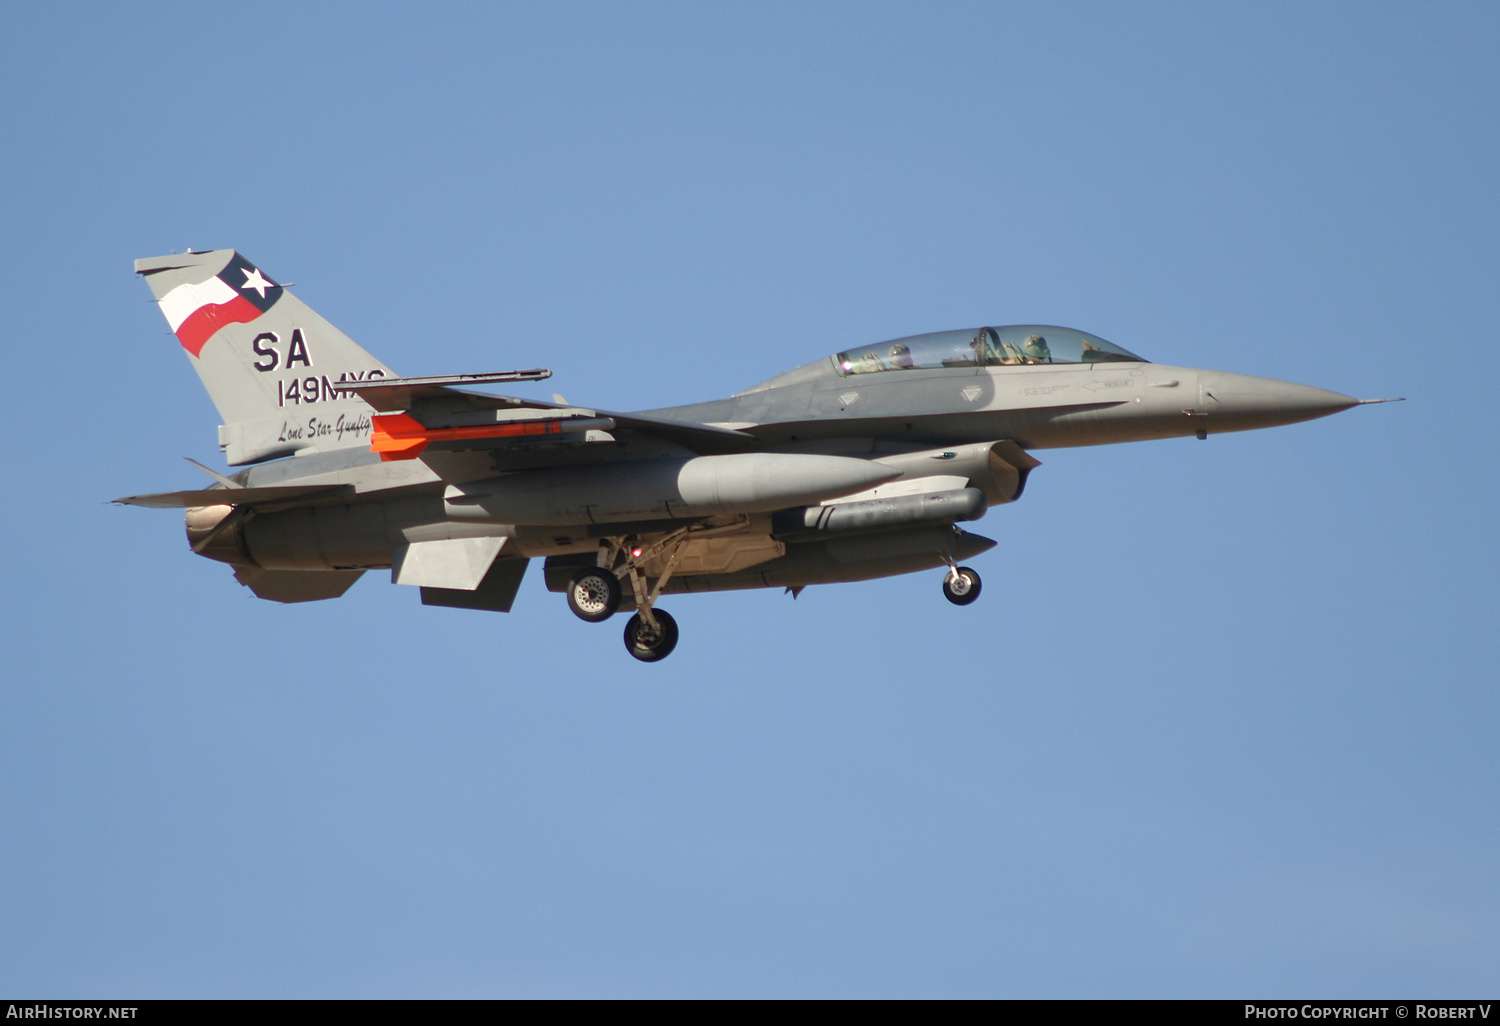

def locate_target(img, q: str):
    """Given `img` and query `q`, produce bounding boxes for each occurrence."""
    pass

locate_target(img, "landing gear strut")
[942,565,981,605]
[612,529,689,662]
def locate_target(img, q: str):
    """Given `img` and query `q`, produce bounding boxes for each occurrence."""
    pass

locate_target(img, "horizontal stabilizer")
[233,567,365,603]
[114,484,354,509]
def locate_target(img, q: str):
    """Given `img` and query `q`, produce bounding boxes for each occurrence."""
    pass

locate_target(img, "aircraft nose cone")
[1198,372,1360,431]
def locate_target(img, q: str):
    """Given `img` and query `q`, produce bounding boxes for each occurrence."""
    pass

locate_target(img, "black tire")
[942,566,981,606]
[567,567,622,622]
[623,608,679,662]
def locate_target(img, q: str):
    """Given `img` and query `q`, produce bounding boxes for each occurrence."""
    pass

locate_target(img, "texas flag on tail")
[157,252,283,357]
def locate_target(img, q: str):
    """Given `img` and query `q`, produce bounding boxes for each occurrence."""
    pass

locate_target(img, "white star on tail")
[240,266,274,298]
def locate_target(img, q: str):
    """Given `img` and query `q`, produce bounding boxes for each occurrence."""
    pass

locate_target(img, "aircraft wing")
[117,374,761,506]
[336,374,759,464]
[591,408,759,453]
[339,370,557,413]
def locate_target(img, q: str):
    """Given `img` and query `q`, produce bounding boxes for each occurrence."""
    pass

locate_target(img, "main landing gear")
[566,567,621,622]
[566,529,695,662]
[623,608,678,663]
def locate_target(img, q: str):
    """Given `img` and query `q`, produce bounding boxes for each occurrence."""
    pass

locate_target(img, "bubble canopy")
[835,326,1145,375]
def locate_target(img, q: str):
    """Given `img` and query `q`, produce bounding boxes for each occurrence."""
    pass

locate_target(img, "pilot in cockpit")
[889,343,914,369]
[1022,334,1052,363]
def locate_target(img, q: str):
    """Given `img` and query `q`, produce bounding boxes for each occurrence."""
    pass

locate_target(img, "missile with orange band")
[369,412,616,461]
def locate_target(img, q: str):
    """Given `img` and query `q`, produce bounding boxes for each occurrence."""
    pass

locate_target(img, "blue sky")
[1,1,1495,997]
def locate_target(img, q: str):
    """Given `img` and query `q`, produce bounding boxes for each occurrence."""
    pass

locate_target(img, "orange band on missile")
[370,412,569,461]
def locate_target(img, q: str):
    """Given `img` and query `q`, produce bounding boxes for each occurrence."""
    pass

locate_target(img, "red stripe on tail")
[175,294,264,357]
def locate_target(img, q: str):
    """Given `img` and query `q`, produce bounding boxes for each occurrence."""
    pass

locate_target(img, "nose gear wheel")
[942,566,981,605]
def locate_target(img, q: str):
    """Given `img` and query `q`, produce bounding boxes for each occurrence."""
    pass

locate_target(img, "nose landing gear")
[942,565,981,605]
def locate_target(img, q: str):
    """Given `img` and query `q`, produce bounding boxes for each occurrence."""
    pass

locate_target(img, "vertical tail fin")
[136,249,395,465]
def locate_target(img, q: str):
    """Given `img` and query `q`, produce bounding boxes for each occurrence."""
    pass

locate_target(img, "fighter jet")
[117,250,1396,661]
